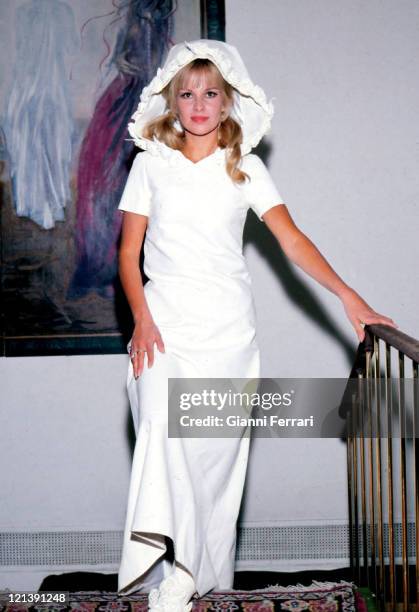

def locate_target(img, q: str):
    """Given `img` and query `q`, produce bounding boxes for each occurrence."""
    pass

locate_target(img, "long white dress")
[117,141,284,598]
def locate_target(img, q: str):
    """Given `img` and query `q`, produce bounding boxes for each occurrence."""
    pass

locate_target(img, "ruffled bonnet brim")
[127,39,275,157]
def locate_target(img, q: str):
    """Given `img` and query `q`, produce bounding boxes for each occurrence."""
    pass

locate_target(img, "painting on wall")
[0,0,226,356]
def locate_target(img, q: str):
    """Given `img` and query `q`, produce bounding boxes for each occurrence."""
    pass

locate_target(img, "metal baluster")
[385,342,396,608]
[347,395,356,585]
[367,343,377,594]
[398,351,409,610]
[361,352,370,587]
[354,381,361,586]
[374,336,385,607]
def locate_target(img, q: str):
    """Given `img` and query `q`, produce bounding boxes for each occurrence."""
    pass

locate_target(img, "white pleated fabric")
[127,39,276,157]
[117,144,284,597]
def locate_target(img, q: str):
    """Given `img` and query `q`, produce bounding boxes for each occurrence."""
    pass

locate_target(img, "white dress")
[117,141,283,598]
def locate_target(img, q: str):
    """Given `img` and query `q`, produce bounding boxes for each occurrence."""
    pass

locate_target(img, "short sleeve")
[117,152,152,217]
[242,154,285,221]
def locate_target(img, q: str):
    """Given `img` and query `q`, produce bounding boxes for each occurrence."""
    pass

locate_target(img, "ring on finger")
[130,348,147,357]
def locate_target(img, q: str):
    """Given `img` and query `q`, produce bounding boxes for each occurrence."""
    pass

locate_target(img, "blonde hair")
[142,58,249,184]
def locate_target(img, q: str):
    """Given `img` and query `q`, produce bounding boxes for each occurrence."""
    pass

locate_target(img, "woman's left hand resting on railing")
[262,204,398,343]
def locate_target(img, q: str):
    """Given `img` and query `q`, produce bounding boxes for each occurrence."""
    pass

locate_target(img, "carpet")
[0,580,362,611]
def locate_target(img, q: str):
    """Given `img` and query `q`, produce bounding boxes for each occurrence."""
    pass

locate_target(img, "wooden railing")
[345,324,419,611]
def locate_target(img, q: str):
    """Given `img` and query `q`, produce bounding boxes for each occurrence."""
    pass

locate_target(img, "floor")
[39,567,355,592]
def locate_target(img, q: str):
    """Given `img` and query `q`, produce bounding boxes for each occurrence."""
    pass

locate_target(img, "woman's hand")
[129,317,166,379]
[340,287,398,342]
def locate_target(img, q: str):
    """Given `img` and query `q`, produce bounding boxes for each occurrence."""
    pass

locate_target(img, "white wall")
[0,356,132,532]
[1,0,418,589]
[228,0,418,377]
[226,0,419,565]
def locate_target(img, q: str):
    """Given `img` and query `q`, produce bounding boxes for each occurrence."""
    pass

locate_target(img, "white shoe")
[147,587,161,610]
[149,574,195,611]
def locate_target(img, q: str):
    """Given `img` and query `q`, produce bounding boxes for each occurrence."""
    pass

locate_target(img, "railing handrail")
[346,321,419,608]
[365,323,419,364]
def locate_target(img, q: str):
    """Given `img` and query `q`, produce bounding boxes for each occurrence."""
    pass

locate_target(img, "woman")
[117,40,396,611]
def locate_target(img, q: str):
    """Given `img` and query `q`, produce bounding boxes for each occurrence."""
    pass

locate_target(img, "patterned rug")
[0,581,362,611]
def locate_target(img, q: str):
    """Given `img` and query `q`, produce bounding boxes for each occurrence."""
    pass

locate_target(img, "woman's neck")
[180,135,219,163]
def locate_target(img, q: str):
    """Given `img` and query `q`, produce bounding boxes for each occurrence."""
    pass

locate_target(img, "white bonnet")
[127,39,275,156]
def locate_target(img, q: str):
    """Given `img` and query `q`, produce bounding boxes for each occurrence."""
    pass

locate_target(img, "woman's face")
[174,70,226,138]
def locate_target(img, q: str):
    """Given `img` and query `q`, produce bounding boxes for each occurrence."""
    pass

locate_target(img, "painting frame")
[0,0,226,357]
